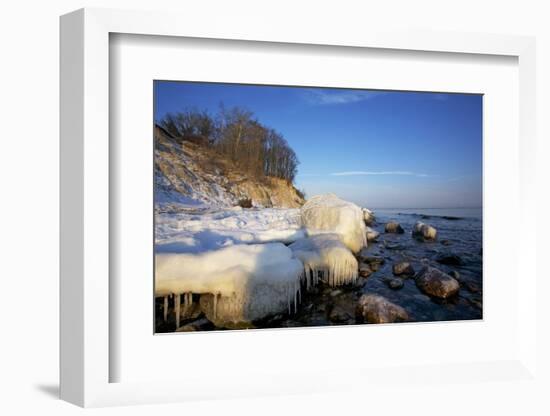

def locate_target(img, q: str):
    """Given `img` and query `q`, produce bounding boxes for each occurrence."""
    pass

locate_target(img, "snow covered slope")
[155,126,305,209]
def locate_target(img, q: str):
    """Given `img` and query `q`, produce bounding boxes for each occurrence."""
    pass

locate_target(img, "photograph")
[153,81,483,333]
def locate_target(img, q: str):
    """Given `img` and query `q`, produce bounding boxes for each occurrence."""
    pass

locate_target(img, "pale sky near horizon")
[155,81,482,209]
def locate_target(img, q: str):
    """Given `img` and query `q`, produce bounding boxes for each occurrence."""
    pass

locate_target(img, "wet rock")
[359,264,373,278]
[384,241,405,250]
[449,270,460,281]
[365,226,380,242]
[440,240,452,246]
[415,266,460,299]
[436,252,463,265]
[413,293,431,303]
[392,261,415,277]
[412,221,437,241]
[356,294,409,324]
[468,297,483,310]
[358,255,385,272]
[387,278,404,290]
[464,281,480,293]
[329,305,353,323]
[385,221,404,234]
[363,208,375,225]
[175,317,214,332]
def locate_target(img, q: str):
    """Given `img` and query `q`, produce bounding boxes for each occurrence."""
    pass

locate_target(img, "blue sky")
[155,81,482,208]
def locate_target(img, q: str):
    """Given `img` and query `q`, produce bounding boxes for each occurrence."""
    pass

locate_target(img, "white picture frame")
[60,7,538,408]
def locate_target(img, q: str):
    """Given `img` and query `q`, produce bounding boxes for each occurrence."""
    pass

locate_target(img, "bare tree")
[158,105,299,182]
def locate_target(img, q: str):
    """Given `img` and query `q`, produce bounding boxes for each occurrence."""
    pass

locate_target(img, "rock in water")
[412,221,437,241]
[358,254,385,271]
[385,221,404,234]
[449,270,460,281]
[359,264,373,278]
[356,294,409,323]
[415,267,460,299]
[435,252,463,265]
[175,317,214,332]
[301,194,367,253]
[392,261,415,277]
[329,305,353,323]
[362,208,375,225]
[365,226,380,242]
[387,278,404,290]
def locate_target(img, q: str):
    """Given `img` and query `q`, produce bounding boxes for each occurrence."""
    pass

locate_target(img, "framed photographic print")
[60,7,539,408]
[152,81,483,333]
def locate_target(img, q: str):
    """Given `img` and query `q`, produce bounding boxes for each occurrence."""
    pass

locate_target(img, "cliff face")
[155,126,305,209]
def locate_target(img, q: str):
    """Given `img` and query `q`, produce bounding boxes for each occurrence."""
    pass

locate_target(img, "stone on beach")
[385,221,404,234]
[435,252,463,265]
[356,294,409,324]
[359,264,373,278]
[175,317,214,332]
[415,266,460,299]
[392,261,415,277]
[386,278,404,290]
[362,208,375,225]
[357,252,385,271]
[365,226,380,242]
[412,221,437,241]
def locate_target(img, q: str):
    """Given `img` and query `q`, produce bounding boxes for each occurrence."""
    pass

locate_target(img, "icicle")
[287,286,291,315]
[213,293,218,319]
[175,294,181,329]
[294,281,297,313]
[163,296,168,322]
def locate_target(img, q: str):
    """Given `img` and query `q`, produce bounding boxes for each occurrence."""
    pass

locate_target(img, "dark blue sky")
[155,81,482,208]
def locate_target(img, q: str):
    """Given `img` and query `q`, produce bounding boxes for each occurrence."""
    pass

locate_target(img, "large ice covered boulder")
[290,234,359,288]
[301,194,367,253]
[155,243,304,326]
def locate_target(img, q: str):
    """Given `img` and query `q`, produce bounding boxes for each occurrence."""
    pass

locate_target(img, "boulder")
[412,221,437,241]
[356,294,409,324]
[358,255,385,273]
[415,266,460,299]
[449,270,460,281]
[392,261,415,277]
[387,278,404,290]
[329,305,353,323]
[362,208,376,225]
[435,252,463,265]
[365,226,380,242]
[385,221,404,234]
[359,264,373,278]
[175,317,214,332]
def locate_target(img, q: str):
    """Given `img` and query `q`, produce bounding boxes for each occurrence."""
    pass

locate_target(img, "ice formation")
[290,234,359,288]
[155,243,304,325]
[156,206,305,254]
[300,194,367,253]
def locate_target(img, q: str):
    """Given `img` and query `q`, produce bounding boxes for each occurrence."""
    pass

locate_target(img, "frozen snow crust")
[155,194,368,326]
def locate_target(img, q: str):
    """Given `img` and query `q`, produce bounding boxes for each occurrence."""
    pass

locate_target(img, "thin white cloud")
[304,89,384,105]
[331,171,430,177]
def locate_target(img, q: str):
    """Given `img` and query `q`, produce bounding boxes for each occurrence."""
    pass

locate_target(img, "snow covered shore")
[155,194,368,327]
